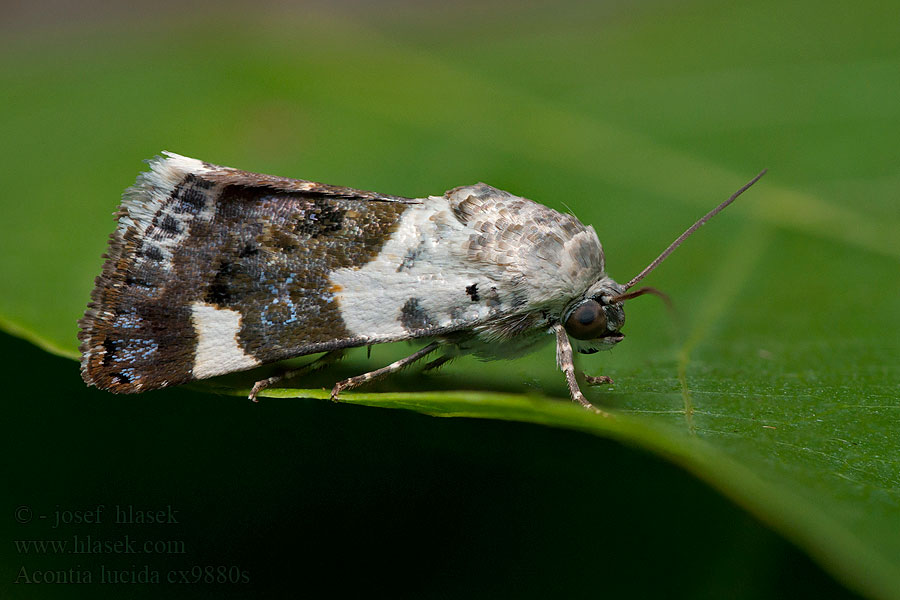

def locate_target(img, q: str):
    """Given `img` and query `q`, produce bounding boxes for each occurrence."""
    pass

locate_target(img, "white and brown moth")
[79,153,765,413]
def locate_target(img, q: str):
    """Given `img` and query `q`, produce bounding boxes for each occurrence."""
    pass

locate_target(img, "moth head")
[562,168,769,355]
[562,279,627,354]
[562,279,675,354]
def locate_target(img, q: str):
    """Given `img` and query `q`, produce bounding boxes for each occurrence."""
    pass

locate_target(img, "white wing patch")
[191,302,261,378]
[330,197,494,338]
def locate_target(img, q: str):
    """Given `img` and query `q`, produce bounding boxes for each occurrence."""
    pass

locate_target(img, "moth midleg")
[584,374,613,385]
[248,349,346,401]
[553,324,609,416]
[330,342,441,401]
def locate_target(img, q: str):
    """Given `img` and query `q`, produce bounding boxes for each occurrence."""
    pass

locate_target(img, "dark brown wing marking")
[79,155,416,393]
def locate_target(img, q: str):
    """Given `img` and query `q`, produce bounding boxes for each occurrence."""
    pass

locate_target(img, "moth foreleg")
[330,342,441,401]
[553,324,610,417]
[249,349,346,401]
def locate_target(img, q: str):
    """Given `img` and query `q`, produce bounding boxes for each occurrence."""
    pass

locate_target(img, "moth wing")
[79,153,419,393]
[326,183,606,357]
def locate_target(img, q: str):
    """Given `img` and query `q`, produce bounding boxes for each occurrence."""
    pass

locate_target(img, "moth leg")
[249,349,346,401]
[553,324,610,417]
[585,374,614,385]
[422,354,454,372]
[331,342,441,401]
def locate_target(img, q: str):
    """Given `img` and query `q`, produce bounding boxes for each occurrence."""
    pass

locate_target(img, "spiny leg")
[249,349,346,401]
[422,354,453,372]
[553,324,610,417]
[330,342,441,401]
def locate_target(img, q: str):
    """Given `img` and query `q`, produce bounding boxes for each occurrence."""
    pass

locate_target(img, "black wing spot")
[294,197,345,237]
[400,297,436,332]
[175,175,207,212]
[141,244,164,262]
[111,371,132,384]
[158,214,183,235]
[238,243,259,258]
[465,284,480,302]
[101,337,119,366]
[206,261,236,305]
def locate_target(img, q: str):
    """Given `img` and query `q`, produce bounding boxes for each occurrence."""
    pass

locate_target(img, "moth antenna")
[623,169,768,290]
[609,286,673,309]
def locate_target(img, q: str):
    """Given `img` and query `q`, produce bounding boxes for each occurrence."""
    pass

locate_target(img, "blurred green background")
[2,0,898,598]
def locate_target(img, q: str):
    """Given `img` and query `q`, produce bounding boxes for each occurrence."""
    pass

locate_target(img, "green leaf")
[2,1,898,598]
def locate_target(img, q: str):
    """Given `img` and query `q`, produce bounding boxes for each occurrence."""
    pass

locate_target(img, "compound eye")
[564,300,608,340]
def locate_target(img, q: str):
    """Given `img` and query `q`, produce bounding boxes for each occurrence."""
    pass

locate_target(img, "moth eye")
[564,300,608,341]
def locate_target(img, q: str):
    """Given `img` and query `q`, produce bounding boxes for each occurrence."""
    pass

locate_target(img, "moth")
[79,153,765,413]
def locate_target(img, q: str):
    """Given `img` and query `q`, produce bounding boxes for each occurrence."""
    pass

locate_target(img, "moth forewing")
[79,152,419,393]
